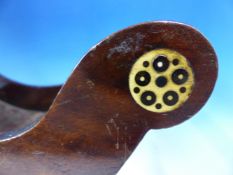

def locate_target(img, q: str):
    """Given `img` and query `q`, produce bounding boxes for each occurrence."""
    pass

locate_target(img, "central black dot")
[156,76,168,87]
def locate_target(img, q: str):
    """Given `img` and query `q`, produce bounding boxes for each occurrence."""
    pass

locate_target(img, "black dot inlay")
[172,69,189,85]
[153,55,170,72]
[156,103,162,109]
[143,61,149,67]
[141,91,156,106]
[156,76,168,87]
[135,71,151,86]
[172,59,179,66]
[163,91,179,106]
[180,87,186,93]
[134,87,140,93]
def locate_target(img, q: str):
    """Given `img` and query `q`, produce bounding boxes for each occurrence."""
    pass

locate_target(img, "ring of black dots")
[143,61,149,67]
[155,103,162,109]
[133,55,190,110]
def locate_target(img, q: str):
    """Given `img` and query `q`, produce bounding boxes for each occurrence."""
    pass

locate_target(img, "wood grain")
[0,74,61,111]
[0,21,218,175]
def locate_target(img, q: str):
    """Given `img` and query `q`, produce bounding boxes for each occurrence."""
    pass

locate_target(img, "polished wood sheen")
[0,74,61,111]
[0,21,218,175]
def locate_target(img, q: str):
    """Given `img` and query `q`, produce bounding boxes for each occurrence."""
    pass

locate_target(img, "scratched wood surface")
[0,21,218,175]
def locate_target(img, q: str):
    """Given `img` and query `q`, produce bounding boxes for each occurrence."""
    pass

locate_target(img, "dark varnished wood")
[0,74,61,111]
[0,21,218,175]
[0,100,44,141]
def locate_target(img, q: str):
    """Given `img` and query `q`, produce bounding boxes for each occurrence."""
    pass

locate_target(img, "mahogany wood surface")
[0,21,218,175]
[0,74,61,111]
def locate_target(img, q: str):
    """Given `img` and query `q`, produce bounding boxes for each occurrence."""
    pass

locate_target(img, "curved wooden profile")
[0,74,61,111]
[0,21,218,175]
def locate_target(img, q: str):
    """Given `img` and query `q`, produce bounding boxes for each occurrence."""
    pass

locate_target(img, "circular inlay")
[134,87,140,93]
[155,103,162,109]
[143,61,149,67]
[180,87,186,93]
[153,55,170,72]
[135,71,151,86]
[172,59,179,66]
[156,76,168,88]
[172,69,189,85]
[129,48,195,113]
[140,91,156,106]
[163,91,179,106]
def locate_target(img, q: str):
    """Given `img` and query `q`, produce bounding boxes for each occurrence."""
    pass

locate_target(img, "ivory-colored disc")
[129,49,195,113]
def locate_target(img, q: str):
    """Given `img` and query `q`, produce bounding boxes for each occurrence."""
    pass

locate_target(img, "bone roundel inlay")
[129,49,195,113]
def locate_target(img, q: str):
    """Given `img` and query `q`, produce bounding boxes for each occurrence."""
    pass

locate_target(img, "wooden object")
[0,75,61,111]
[0,21,218,175]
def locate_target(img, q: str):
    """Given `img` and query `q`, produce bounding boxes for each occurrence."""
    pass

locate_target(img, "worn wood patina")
[0,21,218,175]
[0,75,61,111]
